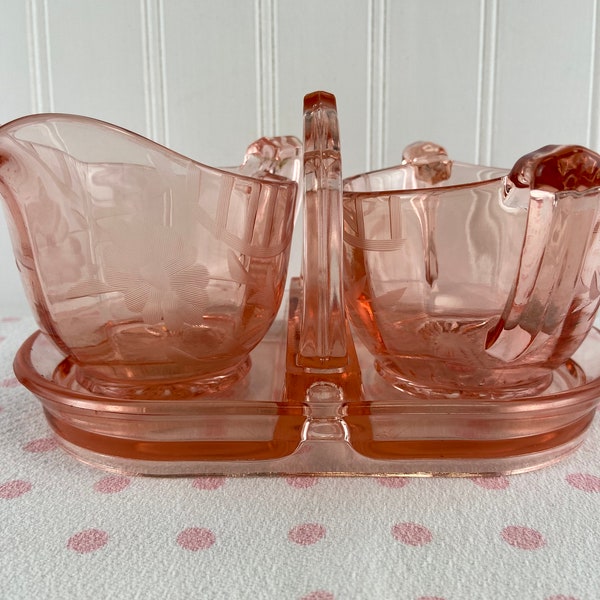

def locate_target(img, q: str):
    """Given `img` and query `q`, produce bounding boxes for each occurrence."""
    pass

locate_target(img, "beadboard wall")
[1,0,599,312]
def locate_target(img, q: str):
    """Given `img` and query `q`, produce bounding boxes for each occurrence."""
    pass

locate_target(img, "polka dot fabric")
[1,317,600,599]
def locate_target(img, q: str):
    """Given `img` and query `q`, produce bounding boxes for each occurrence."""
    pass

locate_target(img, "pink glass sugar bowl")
[343,142,600,400]
[4,91,600,477]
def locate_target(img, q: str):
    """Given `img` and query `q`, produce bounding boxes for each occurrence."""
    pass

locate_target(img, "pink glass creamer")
[343,142,600,398]
[0,115,301,399]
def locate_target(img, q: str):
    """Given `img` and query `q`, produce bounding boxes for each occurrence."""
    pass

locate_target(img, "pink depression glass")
[343,142,600,398]
[0,114,300,398]
[4,92,600,476]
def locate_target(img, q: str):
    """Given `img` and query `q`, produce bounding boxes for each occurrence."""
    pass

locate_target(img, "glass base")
[69,355,252,400]
[373,357,556,400]
[13,312,600,476]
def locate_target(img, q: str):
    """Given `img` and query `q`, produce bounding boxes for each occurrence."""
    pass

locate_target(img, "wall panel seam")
[588,0,600,150]
[41,0,54,112]
[255,0,276,137]
[26,0,53,113]
[367,0,387,171]
[254,0,263,136]
[475,0,497,165]
[380,0,388,171]
[26,0,37,113]
[366,0,374,171]
[141,0,152,138]
[271,0,279,135]
[141,0,168,144]
[158,0,169,146]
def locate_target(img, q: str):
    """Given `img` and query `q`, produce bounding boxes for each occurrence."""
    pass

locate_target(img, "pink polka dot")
[288,523,326,546]
[192,477,226,490]
[23,437,58,452]
[501,525,546,550]
[392,522,433,546]
[471,476,510,490]
[1,377,18,388]
[566,473,600,492]
[0,480,32,499]
[545,596,578,600]
[94,475,131,494]
[67,529,109,553]
[286,476,319,489]
[300,592,334,600]
[177,527,216,551]
[376,477,409,489]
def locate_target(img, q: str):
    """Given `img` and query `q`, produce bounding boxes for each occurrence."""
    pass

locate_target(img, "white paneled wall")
[1,0,599,313]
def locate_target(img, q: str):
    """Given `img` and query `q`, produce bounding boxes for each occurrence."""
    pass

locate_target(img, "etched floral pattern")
[416,317,491,363]
[97,220,210,331]
[25,182,88,289]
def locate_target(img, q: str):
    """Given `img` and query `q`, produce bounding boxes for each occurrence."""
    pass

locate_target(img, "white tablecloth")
[1,315,599,600]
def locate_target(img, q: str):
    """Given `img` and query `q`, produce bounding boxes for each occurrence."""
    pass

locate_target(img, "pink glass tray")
[13,284,600,476]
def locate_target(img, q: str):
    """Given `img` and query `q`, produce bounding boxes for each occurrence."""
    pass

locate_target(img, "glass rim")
[0,112,298,190]
[342,160,507,199]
